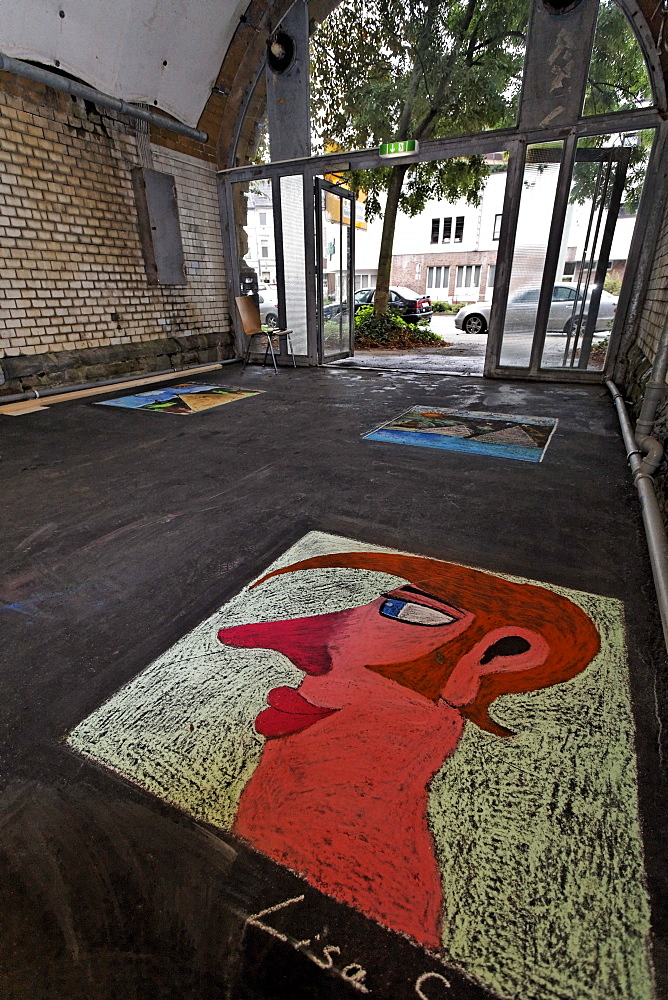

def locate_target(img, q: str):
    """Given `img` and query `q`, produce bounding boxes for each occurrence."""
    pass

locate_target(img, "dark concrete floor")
[1,363,666,1000]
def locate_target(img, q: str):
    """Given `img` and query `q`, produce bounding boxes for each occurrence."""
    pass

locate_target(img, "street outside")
[335,314,608,374]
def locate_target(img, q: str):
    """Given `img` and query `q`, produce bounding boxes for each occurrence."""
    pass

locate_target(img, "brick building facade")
[391,250,498,301]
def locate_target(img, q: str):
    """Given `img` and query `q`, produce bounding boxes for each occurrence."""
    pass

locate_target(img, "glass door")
[315,178,355,363]
[485,131,654,379]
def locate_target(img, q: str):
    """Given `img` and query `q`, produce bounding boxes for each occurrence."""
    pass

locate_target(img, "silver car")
[257,293,279,329]
[455,283,618,335]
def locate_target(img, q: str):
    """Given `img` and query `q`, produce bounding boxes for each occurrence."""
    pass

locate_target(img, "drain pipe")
[0,53,208,144]
[0,359,239,405]
[606,378,668,647]
[633,311,668,474]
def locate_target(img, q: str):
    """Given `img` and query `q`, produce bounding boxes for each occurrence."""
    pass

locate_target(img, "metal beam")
[218,107,663,182]
[518,0,600,131]
[484,139,526,376]
[266,0,311,161]
[528,133,578,374]
[0,52,208,143]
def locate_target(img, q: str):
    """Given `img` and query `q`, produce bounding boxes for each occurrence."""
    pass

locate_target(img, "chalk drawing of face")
[218,551,601,949]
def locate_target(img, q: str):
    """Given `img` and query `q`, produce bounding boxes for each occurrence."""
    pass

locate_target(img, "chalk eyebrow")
[392,585,465,615]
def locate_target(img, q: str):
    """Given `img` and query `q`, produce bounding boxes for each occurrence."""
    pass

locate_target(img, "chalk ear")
[442,627,549,708]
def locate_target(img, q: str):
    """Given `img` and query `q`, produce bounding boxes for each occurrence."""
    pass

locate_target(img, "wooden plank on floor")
[0,364,226,416]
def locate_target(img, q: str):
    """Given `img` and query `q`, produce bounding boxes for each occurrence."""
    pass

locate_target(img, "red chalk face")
[292,586,475,715]
[326,586,474,670]
[219,585,477,737]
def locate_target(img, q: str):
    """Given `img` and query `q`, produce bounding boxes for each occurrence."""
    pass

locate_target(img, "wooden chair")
[235,295,296,373]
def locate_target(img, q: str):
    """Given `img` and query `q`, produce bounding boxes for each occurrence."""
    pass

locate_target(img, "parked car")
[355,286,433,323]
[454,283,618,335]
[323,286,433,324]
[257,293,279,329]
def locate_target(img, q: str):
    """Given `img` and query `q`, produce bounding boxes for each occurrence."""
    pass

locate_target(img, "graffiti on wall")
[68,532,653,1000]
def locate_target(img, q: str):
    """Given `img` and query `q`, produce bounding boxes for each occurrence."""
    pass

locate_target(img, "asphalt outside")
[335,314,608,375]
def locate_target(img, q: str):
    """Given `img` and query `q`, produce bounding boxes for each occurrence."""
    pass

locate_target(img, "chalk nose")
[217,614,335,675]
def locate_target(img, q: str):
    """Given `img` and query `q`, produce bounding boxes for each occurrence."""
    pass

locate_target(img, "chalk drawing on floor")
[96,383,263,414]
[68,531,652,1000]
[363,407,558,461]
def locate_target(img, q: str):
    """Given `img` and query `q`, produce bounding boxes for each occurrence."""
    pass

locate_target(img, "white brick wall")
[0,83,230,359]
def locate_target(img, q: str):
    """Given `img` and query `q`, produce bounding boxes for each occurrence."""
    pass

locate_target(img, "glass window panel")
[427,266,434,286]
[434,267,441,289]
[431,218,440,243]
[280,175,308,355]
[583,0,653,117]
[499,142,563,367]
[493,214,502,240]
[442,266,450,293]
[231,179,278,334]
[454,217,464,243]
[488,264,496,287]
[442,218,452,243]
[309,0,529,149]
[474,265,481,286]
[541,131,653,371]
[456,265,464,287]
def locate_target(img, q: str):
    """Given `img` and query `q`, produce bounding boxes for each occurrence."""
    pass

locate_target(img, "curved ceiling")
[0,0,252,126]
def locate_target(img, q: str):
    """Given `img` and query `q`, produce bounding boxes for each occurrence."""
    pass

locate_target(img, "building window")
[442,217,452,243]
[487,264,496,288]
[455,264,479,289]
[259,212,267,226]
[454,216,464,243]
[493,214,502,240]
[427,265,450,292]
[261,242,269,258]
[430,219,440,243]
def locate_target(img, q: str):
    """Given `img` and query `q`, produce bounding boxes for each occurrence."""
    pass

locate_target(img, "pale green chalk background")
[68,532,653,1000]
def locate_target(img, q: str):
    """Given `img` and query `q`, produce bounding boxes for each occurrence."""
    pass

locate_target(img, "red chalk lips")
[256,686,339,738]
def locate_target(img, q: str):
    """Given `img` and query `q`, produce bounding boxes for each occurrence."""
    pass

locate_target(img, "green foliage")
[310,0,531,222]
[583,0,652,118]
[432,300,465,313]
[571,0,653,212]
[604,274,622,295]
[354,304,442,348]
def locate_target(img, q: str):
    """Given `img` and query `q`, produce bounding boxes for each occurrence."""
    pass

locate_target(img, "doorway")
[315,177,355,363]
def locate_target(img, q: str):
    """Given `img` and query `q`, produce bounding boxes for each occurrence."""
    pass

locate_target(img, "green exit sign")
[379,139,419,158]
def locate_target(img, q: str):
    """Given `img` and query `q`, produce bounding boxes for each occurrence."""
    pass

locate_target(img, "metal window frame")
[220,107,664,378]
[314,177,356,363]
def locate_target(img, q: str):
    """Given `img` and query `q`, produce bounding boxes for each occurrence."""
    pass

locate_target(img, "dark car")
[323,286,432,323]
[355,286,432,323]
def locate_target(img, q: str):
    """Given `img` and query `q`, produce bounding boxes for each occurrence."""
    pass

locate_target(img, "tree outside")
[310,0,654,315]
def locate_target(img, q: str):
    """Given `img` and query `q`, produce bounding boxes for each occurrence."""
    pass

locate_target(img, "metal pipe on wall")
[606,378,668,648]
[0,52,208,143]
[630,305,668,475]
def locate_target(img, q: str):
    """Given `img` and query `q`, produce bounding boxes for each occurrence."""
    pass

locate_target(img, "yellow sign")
[324,183,367,230]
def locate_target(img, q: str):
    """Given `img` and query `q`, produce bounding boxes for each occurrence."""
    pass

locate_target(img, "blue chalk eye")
[379,599,406,620]
[379,598,458,627]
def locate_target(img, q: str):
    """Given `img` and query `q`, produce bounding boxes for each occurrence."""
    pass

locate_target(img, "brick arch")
[150,0,342,168]
[149,0,668,169]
